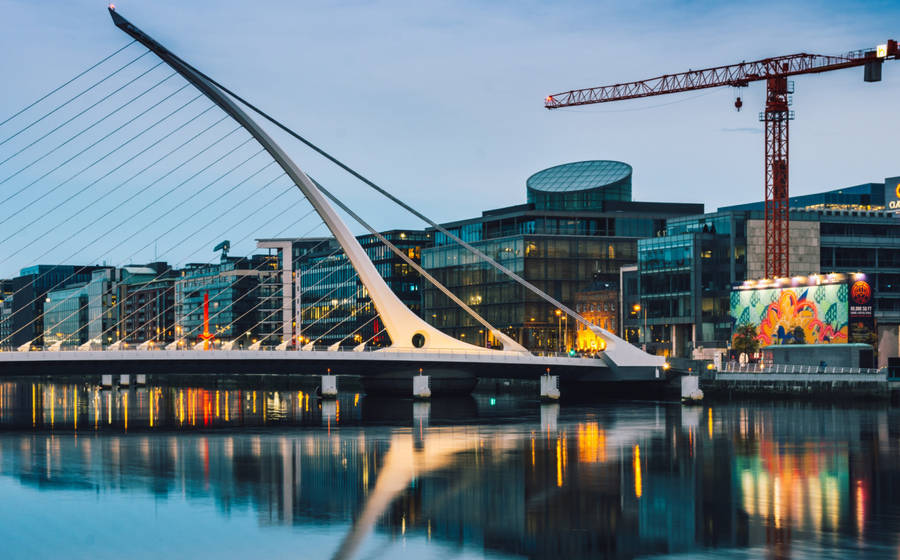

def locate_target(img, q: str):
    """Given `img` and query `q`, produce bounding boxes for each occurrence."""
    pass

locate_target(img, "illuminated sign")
[877,44,888,58]
[887,177,900,212]
[731,275,876,347]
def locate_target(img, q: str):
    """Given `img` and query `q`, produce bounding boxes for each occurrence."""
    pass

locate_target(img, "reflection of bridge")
[0,8,665,396]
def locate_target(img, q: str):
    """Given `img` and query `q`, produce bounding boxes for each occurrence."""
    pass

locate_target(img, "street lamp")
[633,303,647,351]
[555,309,562,353]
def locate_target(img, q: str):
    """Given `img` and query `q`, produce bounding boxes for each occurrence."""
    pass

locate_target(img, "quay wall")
[702,372,894,399]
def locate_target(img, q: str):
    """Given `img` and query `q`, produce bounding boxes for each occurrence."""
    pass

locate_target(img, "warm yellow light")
[555,309,562,316]
[662,362,671,370]
[632,304,641,312]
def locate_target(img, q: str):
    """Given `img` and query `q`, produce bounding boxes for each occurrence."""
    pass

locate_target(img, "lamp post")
[555,309,562,353]
[633,303,647,351]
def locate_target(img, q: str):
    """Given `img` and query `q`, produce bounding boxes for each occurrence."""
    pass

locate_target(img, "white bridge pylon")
[110,8,524,355]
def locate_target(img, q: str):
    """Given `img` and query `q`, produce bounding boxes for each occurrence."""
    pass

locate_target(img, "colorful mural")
[730,283,849,346]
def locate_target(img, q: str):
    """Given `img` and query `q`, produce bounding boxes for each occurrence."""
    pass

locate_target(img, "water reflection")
[0,380,898,559]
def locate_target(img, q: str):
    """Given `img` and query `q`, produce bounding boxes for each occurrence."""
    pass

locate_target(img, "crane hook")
[734,96,743,112]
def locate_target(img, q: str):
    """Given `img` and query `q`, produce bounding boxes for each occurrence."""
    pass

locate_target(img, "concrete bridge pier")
[413,374,431,400]
[540,374,560,402]
[320,374,338,399]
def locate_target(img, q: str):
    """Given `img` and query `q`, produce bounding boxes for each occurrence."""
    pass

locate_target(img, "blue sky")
[0,0,898,276]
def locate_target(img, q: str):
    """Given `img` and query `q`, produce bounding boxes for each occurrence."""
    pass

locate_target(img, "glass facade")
[425,235,645,350]
[42,283,89,347]
[175,255,276,347]
[297,230,429,348]
[8,265,106,349]
[627,212,748,356]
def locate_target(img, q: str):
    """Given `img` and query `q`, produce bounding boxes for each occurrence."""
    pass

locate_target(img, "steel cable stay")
[333,314,380,348]
[42,179,305,347]
[197,244,346,349]
[0,85,200,230]
[0,61,169,180]
[0,119,239,318]
[0,128,250,337]
[90,205,329,349]
[0,40,136,130]
[43,179,312,349]
[0,46,148,147]
[0,109,225,267]
[9,171,302,350]
[310,178,521,351]
[186,65,614,344]
[189,241,349,349]
[298,282,362,345]
[303,288,367,348]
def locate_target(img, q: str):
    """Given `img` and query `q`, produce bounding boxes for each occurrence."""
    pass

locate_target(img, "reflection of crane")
[546,41,899,278]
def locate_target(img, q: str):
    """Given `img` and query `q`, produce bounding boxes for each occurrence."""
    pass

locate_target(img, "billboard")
[848,279,876,345]
[730,282,849,346]
[886,176,900,213]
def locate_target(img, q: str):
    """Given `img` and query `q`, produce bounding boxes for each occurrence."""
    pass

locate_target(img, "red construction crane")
[546,41,899,278]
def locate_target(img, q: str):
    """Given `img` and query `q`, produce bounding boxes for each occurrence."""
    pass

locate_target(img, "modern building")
[116,263,177,345]
[255,238,331,347]
[7,265,106,349]
[296,230,429,348]
[0,280,13,347]
[421,160,703,351]
[174,253,278,347]
[573,278,618,352]
[42,282,90,348]
[624,178,900,365]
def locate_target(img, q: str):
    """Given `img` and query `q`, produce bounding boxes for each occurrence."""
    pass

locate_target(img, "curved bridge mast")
[108,7,523,354]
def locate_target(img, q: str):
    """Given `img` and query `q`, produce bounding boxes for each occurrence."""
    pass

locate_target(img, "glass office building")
[423,161,703,350]
[42,283,90,348]
[7,265,106,349]
[625,178,900,364]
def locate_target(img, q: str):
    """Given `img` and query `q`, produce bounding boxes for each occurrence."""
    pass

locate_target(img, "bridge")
[0,7,666,397]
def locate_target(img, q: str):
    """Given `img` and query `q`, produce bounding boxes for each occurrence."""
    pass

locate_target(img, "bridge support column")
[540,374,560,402]
[321,374,338,399]
[413,375,431,400]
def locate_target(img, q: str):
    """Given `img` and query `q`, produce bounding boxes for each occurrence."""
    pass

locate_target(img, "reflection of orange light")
[577,423,606,463]
[556,437,563,487]
[856,480,865,537]
[633,445,642,498]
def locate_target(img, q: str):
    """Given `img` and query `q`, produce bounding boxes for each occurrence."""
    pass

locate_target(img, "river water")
[0,378,898,559]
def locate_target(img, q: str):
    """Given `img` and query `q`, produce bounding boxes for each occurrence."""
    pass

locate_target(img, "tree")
[791,326,806,345]
[732,324,760,355]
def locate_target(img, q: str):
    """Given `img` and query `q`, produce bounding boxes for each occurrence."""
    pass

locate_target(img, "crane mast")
[546,41,898,278]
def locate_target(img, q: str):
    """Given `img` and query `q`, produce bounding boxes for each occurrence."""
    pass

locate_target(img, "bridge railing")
[14,343,608,363]
[719,362,884,375]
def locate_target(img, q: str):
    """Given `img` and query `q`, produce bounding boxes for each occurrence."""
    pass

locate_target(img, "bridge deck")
[0,349,661,382]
